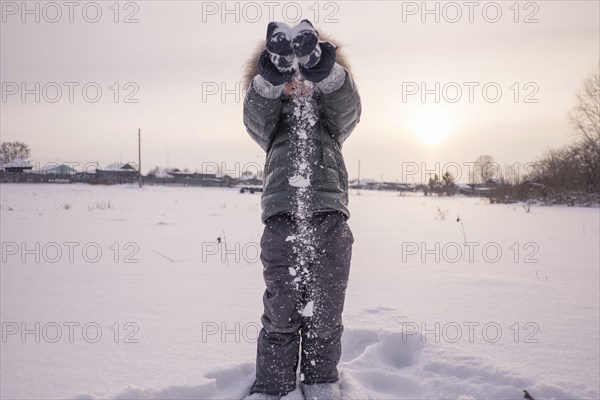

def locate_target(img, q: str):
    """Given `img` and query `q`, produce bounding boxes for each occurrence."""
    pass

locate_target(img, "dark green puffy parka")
[243,40,361,223]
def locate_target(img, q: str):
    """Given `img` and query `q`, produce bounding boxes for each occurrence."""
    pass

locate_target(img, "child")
[242,20,361,399]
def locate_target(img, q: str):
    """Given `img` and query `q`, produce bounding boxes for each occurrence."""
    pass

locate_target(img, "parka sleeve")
[317,64,362,146]
[243,75,284,152]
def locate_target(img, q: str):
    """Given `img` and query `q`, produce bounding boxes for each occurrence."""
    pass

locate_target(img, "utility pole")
[138,128,142,188]
[357,159,361,186]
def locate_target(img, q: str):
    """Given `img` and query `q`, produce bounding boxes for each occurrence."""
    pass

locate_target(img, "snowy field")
[1,184,598,400]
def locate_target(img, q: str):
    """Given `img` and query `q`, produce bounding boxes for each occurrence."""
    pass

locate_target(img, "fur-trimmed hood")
[242,32,353,90]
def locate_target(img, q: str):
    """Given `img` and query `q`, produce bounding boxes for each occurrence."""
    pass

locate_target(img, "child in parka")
[242,20,361,400]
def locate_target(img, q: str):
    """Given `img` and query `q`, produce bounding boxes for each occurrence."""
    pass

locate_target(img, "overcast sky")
[1,1,598,182]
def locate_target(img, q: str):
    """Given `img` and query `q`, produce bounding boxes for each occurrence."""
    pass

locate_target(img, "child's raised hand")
[291,20,319,58]
[257,21,296,86]
[298,41,337,83]
[291,20,337,83]
[257,20,338,87]
[266,21,294,57]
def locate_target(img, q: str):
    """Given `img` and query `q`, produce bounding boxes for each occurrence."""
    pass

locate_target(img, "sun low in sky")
[409,106,458,146]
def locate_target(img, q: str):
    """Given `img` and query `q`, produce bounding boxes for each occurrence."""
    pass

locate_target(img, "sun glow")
[410,107,457,145]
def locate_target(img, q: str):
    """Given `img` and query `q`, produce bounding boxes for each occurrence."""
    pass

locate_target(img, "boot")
[301,382,342,400]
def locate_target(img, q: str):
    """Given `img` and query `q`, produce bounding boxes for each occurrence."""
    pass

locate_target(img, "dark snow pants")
[250,211,354,396]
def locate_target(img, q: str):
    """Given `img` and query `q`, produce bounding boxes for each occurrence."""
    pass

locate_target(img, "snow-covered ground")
[1,184,598,399]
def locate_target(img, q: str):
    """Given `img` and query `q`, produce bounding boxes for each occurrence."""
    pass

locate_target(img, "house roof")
[150,167,178,178]
[46,164,78,174]
[98,162,138,172]
[3,158,32,169]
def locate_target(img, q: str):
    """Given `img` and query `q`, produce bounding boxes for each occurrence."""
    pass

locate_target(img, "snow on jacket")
[242,35,362,223]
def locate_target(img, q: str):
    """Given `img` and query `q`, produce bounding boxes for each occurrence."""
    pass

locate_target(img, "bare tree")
[569,65,600,153]
[528,140,600,194]
[0,141,31,165]
[473,154,496,183]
